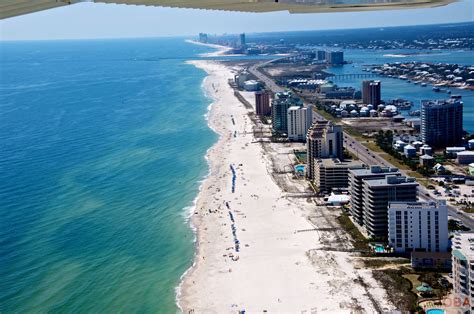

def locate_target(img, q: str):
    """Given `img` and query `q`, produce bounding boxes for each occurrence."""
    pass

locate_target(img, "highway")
[248,60,474,230]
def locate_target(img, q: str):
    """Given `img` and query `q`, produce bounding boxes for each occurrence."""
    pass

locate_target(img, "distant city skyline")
[0,0,472,41]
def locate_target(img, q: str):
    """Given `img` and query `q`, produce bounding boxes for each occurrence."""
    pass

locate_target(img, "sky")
[0,0,472,41]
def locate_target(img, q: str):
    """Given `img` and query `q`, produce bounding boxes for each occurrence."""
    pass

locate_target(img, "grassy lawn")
[414,177,431,188]
[362,258,410,268]
[344,149,359,160]
[313,108,341,123]
[461,207,474,214]
[344,127,365,140]
[407,171,425,179]
[378,153,412,171]
[363,141,385,153]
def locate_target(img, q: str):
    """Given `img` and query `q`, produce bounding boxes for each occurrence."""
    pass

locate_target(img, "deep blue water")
[0,38,217,313]
[326,49,474,131]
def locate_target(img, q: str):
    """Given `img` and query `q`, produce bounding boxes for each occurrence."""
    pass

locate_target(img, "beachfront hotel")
[452,232,474,313]
[420,99,463,148]
[362,175,418,239]
[287,104,313,141]
[388,201,449,253]
[306,120,343,180]
[348,166,400,226]
[314,158,363,192]
[271,92,300,134]
[255,90,271,116]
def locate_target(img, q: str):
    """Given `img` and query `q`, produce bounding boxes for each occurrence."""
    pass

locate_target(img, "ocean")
[1,37,473,313]
[0,38,217,313]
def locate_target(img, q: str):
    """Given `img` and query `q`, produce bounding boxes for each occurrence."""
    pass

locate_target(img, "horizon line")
[1,20,472,43]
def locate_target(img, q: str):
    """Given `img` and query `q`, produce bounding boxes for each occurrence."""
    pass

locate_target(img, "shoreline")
[176,58,394,312]
[185,39,232,57]
[174,73,218,313]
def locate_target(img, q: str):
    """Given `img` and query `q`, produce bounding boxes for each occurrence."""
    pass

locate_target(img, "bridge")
[326,73,379,80]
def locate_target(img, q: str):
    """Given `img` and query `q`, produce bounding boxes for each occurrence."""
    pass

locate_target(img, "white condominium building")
[287,105,313,141]
[452,232,474,313]
[388,201,448,253]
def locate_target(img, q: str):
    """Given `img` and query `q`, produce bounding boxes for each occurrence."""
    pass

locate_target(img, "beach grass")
[336,212,369,251]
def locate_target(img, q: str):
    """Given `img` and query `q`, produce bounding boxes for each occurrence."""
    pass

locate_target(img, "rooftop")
[288,105,302,111]
[349,166,399,177]
[411,251,451,259]
[318,158,364,168]
[388,200,446,210]
[364,175,418,187]
[457,151,474,156]
[327,193,350,204]
[421,98,463,108]
[452,232,474,260]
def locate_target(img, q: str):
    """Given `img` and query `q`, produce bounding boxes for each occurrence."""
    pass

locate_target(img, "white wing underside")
[0,0,457,20]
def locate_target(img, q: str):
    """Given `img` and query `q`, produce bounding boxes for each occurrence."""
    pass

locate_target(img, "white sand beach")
[178,60,394,313]
[185,40,232,57]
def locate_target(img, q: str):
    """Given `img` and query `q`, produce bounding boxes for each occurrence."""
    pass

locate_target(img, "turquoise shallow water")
[0,38,217,313]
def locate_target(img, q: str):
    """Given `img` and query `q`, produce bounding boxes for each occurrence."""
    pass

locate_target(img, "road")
[249,61,284,93]
[342,132,474,229]
[248,60,474,230]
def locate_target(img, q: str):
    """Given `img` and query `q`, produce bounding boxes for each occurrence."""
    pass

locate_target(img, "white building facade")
[287,105,313,141]
[388,201,449,253]
[452,232,474,313]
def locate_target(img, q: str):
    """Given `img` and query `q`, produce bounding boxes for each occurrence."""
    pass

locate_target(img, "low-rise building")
[433,163,446,174]
[469,163,474,176]
[319,83,336,93]
[388,201,449,253]
[468,139,474,150]
[411,251,452,270]
[326,193,350,206]
[404,144,416,158]
[393,140,407,152]
[420,154,435,167]
[412,141,424,150]
[234,71,249,88]
[420,144,433,156]
[314,158,364,192]
[243,80,261,91]
[457,151,474,165]
[446,146,466,157]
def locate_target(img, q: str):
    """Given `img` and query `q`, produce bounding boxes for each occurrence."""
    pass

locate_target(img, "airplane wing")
[0,0,457,20]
